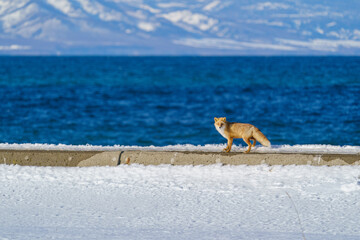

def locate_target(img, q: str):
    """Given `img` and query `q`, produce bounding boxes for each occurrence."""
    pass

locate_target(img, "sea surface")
[0,57,359,146]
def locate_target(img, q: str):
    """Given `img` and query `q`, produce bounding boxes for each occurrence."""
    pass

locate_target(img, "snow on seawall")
[0,143,359,154]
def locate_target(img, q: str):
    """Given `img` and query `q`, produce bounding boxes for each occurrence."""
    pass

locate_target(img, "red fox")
[214,117,271,153]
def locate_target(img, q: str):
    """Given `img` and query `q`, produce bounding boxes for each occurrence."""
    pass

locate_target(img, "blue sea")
[0,57,359,146]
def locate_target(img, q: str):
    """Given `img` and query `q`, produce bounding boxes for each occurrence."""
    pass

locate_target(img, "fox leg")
[243,138,252,153]
[224,138,233,152]
[223,138,229,151]
[223,140,229,151]
[223,145,228,151]
[251,138,256,147]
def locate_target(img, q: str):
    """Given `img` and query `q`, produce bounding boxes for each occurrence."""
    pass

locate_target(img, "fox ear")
[223,117,226,121]
[214,117,218,122]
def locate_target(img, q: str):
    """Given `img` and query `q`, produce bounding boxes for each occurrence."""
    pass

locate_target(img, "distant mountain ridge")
[1,0,360,55]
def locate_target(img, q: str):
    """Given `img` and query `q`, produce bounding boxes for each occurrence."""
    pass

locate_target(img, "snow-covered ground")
[0,143,359,154]
[1,164,360,240]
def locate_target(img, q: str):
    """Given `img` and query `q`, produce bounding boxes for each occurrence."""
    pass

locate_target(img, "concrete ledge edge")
[0,149,359,167]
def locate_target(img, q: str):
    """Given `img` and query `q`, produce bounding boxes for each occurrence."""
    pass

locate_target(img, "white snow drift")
[0,164,359,239]
[0,143,359,154]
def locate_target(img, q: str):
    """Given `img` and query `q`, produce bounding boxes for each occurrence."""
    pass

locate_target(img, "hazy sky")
[1,0,360,55]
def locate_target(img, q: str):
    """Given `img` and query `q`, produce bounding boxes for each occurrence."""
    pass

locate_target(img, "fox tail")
[253,128,271,147]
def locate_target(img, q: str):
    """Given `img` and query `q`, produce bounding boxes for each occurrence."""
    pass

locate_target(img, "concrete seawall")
[0,150,359,167]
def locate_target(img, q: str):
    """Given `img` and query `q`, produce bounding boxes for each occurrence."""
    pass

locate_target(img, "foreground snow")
[0,143,359,154]
[1,164,360,240]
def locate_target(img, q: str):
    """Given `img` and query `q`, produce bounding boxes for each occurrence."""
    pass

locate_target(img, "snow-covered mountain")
[1,0,360,55]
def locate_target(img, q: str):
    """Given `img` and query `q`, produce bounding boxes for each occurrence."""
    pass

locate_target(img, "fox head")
[214,117,227,128]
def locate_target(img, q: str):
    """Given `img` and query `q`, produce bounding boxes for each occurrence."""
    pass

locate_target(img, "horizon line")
[1,54,360,57]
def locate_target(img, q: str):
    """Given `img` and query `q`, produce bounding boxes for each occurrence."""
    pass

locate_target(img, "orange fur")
[214,117,271,153]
